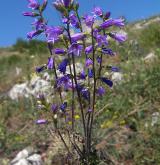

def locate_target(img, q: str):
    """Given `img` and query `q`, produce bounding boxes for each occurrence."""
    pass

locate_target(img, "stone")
[27,154,43,165]
[111,72,123,84]
[8,83,30,100]
[144,52,157,63]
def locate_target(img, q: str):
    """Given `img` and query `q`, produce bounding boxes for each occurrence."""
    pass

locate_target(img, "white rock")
[27,154,43,165]
[16,67,22,76]
[144,52,157,63]
[8,83,30,100]
[66,63,83,75]
[10,149,29,164]
[111,72,123,84]
[11,159,29,165]
[151,112,159,126]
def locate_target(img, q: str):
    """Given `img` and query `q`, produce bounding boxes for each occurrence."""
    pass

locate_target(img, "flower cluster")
[23,0,127,162]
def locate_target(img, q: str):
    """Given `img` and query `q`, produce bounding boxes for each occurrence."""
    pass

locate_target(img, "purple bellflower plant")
[23,0,126,163]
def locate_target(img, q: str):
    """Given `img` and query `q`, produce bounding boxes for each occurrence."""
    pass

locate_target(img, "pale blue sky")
[1,0,160,47]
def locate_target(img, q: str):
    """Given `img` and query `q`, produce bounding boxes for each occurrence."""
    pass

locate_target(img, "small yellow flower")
[68,121,72,125]
[75,115,80,120]
[101,120,113,129]
[119,120,125,125]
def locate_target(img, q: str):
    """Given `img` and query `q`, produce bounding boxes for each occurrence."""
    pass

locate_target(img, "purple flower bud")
[51,104,58,112]
[58,59,68,74]
[97,56,102,63]
[97,86,105,96]
[88,109,93,112]
[102,48,115,56]
[93,7,103,17]
[104,12,111,20]
[60,102,67,112]
[79,70,86,80]
[81,88,90,100]
[110,33,127,43]
[27,30,42,40]
[53,0,73,10]
[62,17,68,24]
[85,58,93,67]
[85,45,93,55]
[37,93,45,100]
[23,11,38,17]
[36,65,45,73]
[36,119,47,124]
[53,48,66,55]
[63,0,73,7]
[47,57,54,69]
[27,0,39,10]
[111,66,119,72]
[100,77,113,87]
[88,68,93,78]
[71,33,85,42]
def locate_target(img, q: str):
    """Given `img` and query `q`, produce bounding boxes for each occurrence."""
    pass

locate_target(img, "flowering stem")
[88,27,97,152]
[64,40,75,131]
[66,21,86,138]
[47,43,63,102]
[98,18,106,78]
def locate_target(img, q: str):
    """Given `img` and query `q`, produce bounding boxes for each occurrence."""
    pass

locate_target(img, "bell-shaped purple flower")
[93,7,103,17]
[112,18,125,27]
[36,119,47,124]
[110,33,127,43]
[32,19,45,31]
[69,13,80,28]
[102,48,115,56]
[81,88,90,100]
[27,0,39,10]
[47,57,54,69]
[58,59,68,74]
[53,48,66,55]
[85,45,93,55]
[100,77,113,87]
[57,75,74,90]
[85,58,93,67]
[68,43,83,56]
[27,30,42,40]
[100,18,125,29]
[71,33,85,42]
[96,34,108,47]
[45,26,63,43]
[100,19,113,29]
[60,102,67,112]
[83,14,95,27]
[97,86,105,96]
[111,66,120,72]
